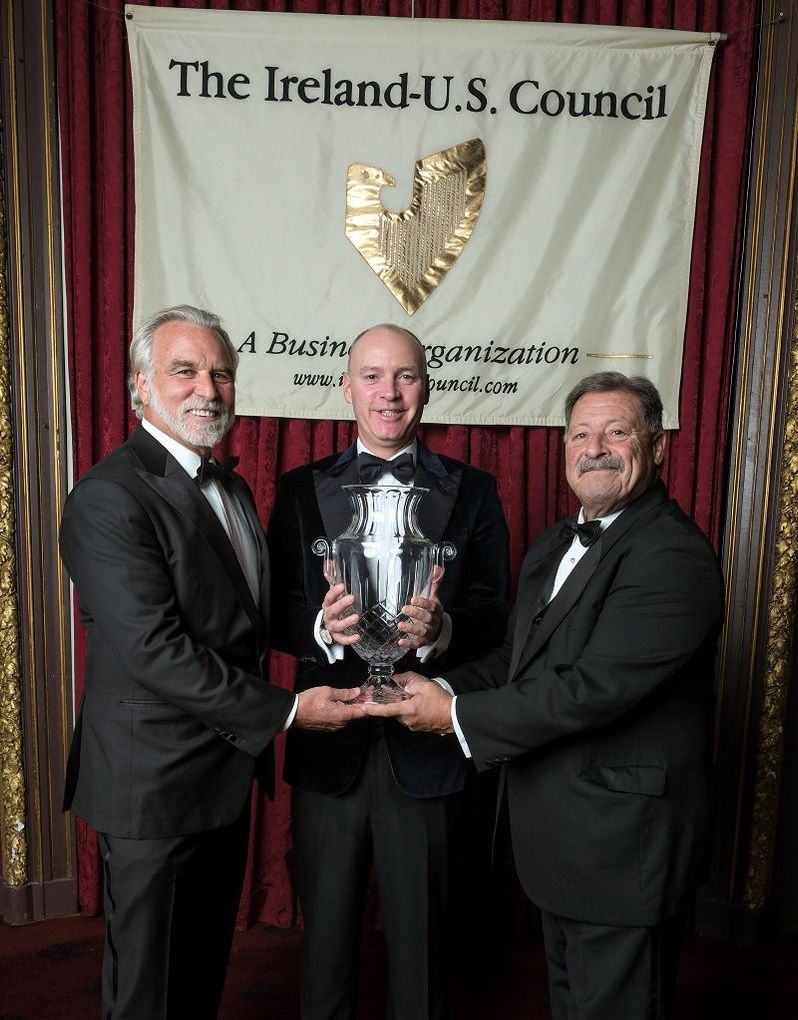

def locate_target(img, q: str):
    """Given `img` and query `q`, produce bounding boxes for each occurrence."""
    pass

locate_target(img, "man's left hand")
[363,673,454,734]
[398,565,444,648]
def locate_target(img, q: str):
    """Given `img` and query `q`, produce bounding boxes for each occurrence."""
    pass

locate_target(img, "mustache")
[577,455,623,477]
[181,400,226,415]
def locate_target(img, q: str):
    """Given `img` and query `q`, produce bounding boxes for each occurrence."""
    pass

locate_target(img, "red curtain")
[54,0,760,926]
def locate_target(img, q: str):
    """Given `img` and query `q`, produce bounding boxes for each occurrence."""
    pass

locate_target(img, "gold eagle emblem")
[345,138,487,315]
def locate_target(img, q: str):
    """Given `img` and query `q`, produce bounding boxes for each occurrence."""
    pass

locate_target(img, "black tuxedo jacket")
[60,426,295,839]
[447,482,724,927]
[268,441,510,799]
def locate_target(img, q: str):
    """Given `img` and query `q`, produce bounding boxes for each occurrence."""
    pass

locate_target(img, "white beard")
[148,386,233,450]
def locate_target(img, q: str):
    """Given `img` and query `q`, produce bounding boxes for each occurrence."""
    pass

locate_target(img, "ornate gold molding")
[0,104,27,888]
[744,296,798,910]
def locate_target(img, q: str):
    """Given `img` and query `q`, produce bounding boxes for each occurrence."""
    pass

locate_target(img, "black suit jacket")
[60,426,295,839]
[446,482,724,927]
[268,441,510,799]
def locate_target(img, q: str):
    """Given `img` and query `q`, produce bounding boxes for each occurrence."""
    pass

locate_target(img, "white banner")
[127,7,718,427]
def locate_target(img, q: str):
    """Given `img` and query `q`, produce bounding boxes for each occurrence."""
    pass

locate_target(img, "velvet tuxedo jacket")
[447,481,724,927]
[60,426,294,839]
[268,441,510,799]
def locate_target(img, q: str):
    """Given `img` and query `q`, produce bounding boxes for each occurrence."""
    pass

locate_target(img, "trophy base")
[354,681,410,706]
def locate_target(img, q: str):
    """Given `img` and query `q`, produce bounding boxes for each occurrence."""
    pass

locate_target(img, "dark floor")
[1,913,798,1018]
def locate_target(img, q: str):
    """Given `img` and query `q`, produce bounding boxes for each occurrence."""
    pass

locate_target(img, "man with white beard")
[60,305,364,1020]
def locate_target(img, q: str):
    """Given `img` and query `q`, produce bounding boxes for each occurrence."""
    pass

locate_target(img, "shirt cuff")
[450,696,473,759]
[416,612,452,663]
[432,676,455,696]
[314,609,344,664]
[282,694,300,730]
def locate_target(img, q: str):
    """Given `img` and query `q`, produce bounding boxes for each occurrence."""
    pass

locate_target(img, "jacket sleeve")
[452,523,723,770]
[60,476,294,757]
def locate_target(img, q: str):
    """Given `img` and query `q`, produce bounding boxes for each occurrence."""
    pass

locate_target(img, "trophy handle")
[420,542,457,597]
[312,537,331,559]
[434,542,457,565]
[312,537,338,586]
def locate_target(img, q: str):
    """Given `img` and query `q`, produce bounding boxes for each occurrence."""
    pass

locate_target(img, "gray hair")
[128,305,239,418]
[348,323,427,374]
[564,372,663,435]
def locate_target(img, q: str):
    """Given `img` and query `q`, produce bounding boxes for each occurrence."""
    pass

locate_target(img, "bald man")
[268,324,510,1020]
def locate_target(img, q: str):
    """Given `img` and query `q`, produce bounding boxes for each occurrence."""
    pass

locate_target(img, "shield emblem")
[345,138,487,315]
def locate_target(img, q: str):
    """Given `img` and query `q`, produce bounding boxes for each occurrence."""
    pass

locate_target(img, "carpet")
[1,914,797,1018]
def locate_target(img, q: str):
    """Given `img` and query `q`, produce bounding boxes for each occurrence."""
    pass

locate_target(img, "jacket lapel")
[128,428,262,629]
[414,444,461,542]
[229,473,270,629]
[512,538,603,679]
[313,444,360,539]
[510,482,670,681]
[508,535,571,677]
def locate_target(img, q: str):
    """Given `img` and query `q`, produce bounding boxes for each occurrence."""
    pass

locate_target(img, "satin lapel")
[228,474,270,628]
[136,456,261,630]
[414,444,460,542]
[313,444,360,540]
[508,537,570,677]
[509,482,670,681]
[127,424,170,473]
[512,537,603,680]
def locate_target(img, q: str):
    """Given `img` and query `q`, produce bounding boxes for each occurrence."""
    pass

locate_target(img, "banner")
[126,7,718,427]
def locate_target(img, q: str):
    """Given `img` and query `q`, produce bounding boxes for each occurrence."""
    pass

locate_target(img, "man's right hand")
[362,674,454,734]
[295,686,365,731]
[322,583,361,645]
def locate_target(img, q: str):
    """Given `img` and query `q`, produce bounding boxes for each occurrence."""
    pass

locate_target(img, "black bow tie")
[194,455,239,486]
[561,518,603,548]
[357,451,415,485]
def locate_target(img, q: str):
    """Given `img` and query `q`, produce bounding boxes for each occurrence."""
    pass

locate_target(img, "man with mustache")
[367,372,724,1020]
[60,305,364,1020]
[268,323,509,1020]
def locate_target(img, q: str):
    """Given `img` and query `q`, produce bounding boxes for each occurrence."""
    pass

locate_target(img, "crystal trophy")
[313,485,456,705]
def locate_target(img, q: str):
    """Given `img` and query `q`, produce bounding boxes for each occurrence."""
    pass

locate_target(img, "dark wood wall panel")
[700,3,798,942]
[0,0,75,924]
